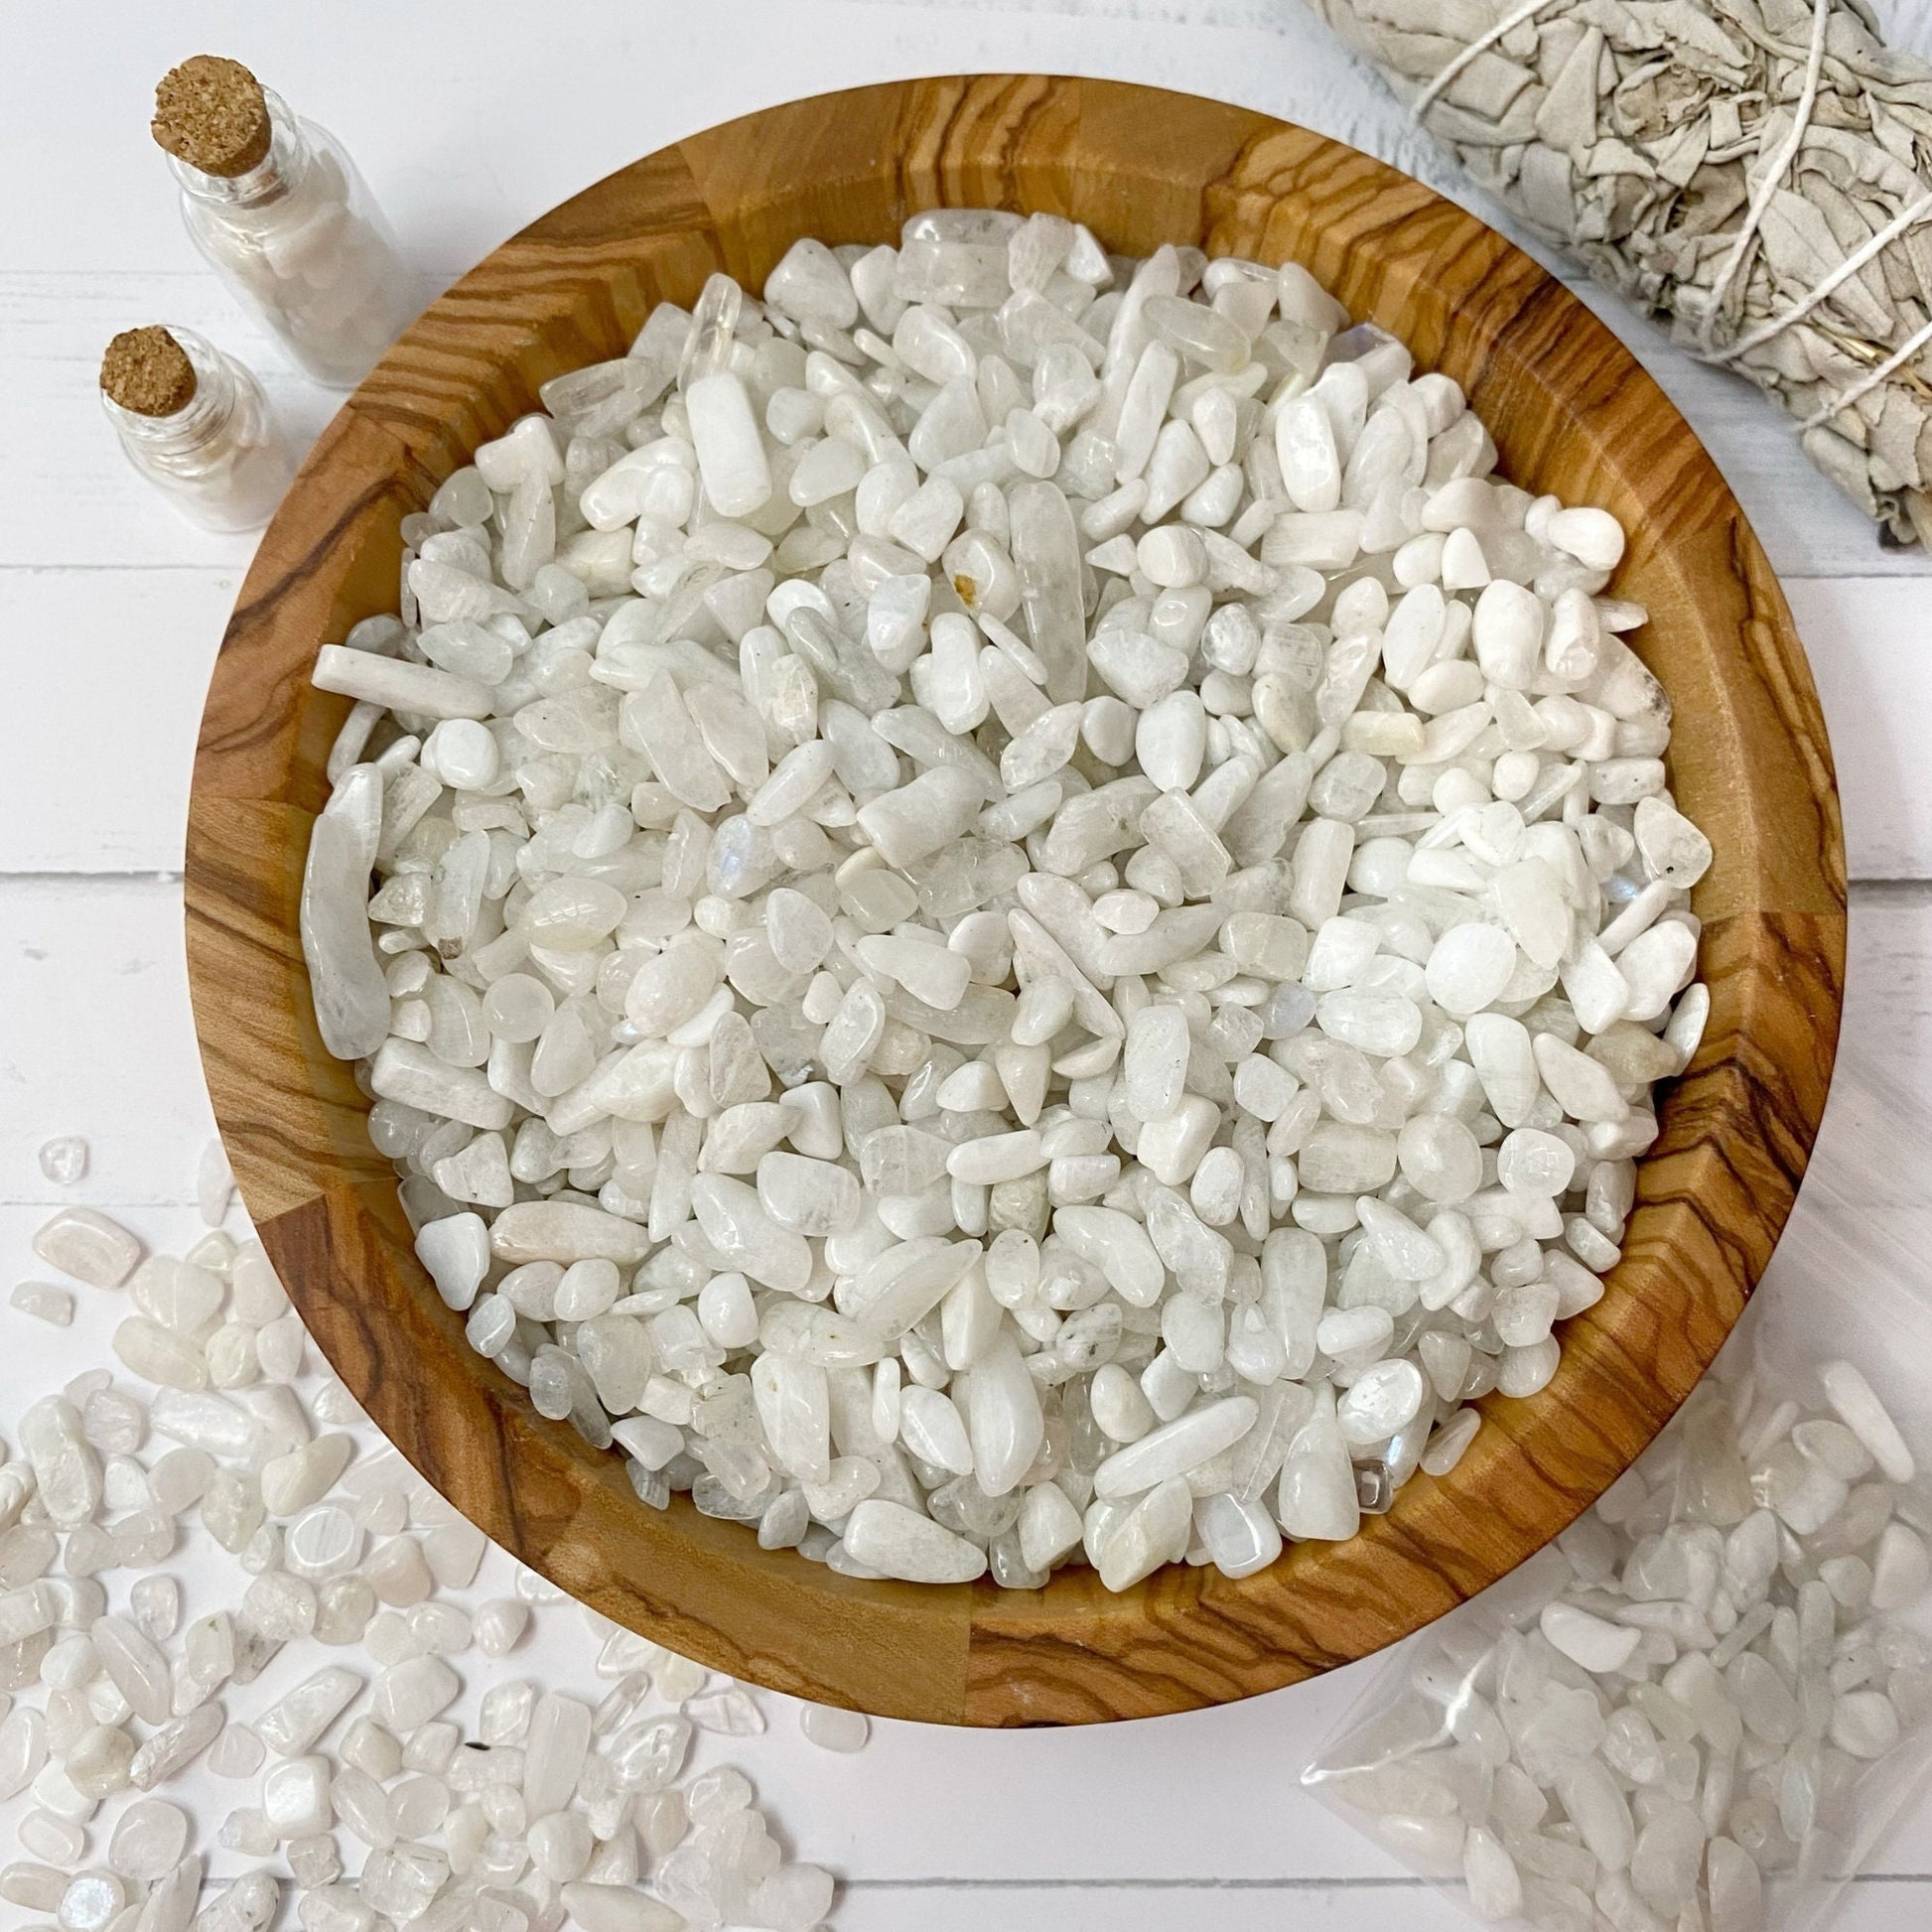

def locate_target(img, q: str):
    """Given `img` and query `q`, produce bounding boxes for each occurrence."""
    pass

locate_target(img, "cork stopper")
[100,328,199,417]
[152,56,272,176]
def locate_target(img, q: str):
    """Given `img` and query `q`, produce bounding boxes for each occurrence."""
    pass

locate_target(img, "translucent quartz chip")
[66,1725,137,1799]
[1462,1825,1522,1921]
[416,1214,491,1311]
[11,1283,73,1326]
[482,1678,537,1745]
[207,1722,266,1779]
[257,1666,362,1756]
[0,1708,48,1802]
[1337,1362,1426,1446]
[112,1315,208,1390]
[1830,1690,1900,1758]
[282,1506,362,1584]
[372,1655,460,1732]
[1707,1838,1762,1932]
[260,1435,353,1516]
[57,1870,129,1930]
[1424,924,1517,1019]
[1277,1413,1359,1543]
[424,1520,487,1589]
[287,1833,342,1888]
[198,1138,234,1226]
[262,1754,334,1835]
[18,1813,84,1865]
[474,1598,531,1658]
[686,372,772,519]
[19,1398,101,1529]
[128,1705,222,1789]
[107,1799,190,1881]
[1094,1398,1256,1499]
[1421,1409,1480,1476]
[38,1137,86,1184]
[91,1614,173,1725]
[799,1703,870,1752]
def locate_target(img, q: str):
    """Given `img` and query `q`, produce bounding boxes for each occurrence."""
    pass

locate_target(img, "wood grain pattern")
[184,75,1845,1726]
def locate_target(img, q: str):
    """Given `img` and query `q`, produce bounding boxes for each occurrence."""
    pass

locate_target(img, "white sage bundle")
[1304,0,1932,544]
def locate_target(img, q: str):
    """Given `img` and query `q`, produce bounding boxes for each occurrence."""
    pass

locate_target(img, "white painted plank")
[0,249,1911,583]
[2,337,1927,880]
[0,2,1449,277]
[0,876,217,1208]
[1805,888,1932,1252]
[1786,581,1932,882]
[0,5,1922,897]
[1840,889,1932,1115]
[0,568,236,870]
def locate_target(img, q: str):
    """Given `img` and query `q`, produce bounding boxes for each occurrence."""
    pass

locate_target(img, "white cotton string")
[1800,312,1932,430]
[1704,190,1932,365]
[1411,0,1567,123]
[1697,0,1834,352]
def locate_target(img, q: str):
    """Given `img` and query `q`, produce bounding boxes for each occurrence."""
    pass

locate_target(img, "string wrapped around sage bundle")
[1304,0,1932,544]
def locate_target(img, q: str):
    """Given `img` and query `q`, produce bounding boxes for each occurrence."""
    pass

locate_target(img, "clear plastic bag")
[1301,1056,1932,1932]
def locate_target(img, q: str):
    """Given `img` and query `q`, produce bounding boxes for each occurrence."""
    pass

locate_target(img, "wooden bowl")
[185,74,1846,1725]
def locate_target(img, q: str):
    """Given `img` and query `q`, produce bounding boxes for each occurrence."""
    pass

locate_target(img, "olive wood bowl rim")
[184,73,1846,1727]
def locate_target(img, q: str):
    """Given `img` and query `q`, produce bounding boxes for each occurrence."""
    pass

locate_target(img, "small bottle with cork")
[99,326,295,532]
[152,55,416,388]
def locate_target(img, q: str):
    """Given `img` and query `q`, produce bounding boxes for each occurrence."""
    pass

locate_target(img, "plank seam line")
[842,1877,1428,1891]
[0,871,185,886]
[0,564,249,577]
[841,1871,1932,1888]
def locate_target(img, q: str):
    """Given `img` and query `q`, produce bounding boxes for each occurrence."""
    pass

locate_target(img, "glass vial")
[152,56,416,388]
[100,326,296,533]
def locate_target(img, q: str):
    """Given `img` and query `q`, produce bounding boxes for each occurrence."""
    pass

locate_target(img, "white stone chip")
[292,210,1709,1601]
[1539,1598,1643,1673]
[107,1799,190,1881]
[32,1208,143,1289]
[842,1500,989,1583]
[1820,1359,1915,1482]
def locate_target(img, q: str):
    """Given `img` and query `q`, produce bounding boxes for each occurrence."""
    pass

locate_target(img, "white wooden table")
[5,4,1932,1924]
